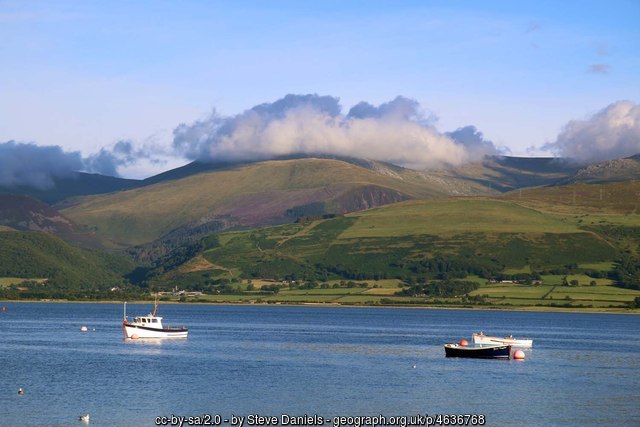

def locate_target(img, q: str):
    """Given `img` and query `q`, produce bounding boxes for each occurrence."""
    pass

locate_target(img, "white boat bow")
[472,332,532,348]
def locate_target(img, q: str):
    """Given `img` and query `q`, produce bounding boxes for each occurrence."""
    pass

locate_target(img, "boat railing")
[164,324,188,330]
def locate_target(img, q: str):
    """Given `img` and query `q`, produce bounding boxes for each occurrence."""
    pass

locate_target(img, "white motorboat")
[472,332,532,348]
[122,300,188,339]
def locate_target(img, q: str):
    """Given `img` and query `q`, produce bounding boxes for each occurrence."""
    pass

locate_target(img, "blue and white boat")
[122,301,188,339]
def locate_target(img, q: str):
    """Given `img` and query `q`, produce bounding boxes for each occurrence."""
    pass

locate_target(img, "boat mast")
[123,301,127,322]
[152,294,158,317]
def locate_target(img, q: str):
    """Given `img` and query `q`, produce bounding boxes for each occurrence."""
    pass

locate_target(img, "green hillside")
[60,158,492,248]
[1,159,637,308]
[136,192,640,310]
[144,197,632,286]
[0,194,101,248]
[0,230,134,299]
[501,181,640,216]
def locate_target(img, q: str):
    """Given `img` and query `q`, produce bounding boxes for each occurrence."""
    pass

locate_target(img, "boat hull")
[444,343,511,359]
[472,333,532,348]
[123,323,188,339]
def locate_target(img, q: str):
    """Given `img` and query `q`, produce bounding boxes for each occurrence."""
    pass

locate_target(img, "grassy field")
[539,274,613,286]
[502,266,533,274]
[502,181,640,216]
[155,281,640,311]
[468,279,640,309]
[339,199,583,238]
[0,277,48,287]
[579,262,616,271]
[148,272,640,312]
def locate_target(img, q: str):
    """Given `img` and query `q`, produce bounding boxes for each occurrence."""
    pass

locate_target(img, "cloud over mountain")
[173,94,498,170]
[5,94,500,189]
[0,140,160,189]
[543,101,640,163]
[0,141,84,189]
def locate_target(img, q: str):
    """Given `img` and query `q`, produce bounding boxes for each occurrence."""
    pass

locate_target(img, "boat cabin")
[129,315,164,329]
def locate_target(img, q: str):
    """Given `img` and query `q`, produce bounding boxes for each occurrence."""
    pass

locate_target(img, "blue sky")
[1,0,639,178]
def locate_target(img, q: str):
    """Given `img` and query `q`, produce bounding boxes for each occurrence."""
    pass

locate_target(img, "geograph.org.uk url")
[154,414,486,427]
[331,414,486,427]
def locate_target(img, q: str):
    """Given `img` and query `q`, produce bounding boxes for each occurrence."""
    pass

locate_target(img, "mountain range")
[1,153,639,295]
[3,153,640,249]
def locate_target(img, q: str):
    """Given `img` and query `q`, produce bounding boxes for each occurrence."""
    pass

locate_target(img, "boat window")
[152,319,158,323]
[142,318,147,323]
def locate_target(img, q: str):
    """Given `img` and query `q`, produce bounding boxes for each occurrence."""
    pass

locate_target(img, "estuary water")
[1,303,639,427]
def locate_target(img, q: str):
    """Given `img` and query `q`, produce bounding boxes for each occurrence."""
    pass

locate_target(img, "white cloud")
[543,100,640,163]
[173,94,498,170]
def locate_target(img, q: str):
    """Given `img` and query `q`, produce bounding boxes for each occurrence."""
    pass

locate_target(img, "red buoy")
[514,349,525,360]
[2,306,6,311]
[459,339,469,346]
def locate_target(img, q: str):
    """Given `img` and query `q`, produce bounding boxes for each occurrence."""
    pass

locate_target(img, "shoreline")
[1,298,638,315]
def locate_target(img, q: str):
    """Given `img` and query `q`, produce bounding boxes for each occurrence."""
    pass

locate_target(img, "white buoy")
[131,334,139,340]
[79,413,90,423]
[18,388,23,395]
[80,326,88,332]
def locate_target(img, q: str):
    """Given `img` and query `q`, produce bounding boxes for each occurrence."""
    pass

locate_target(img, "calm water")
[1,303,639,427]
